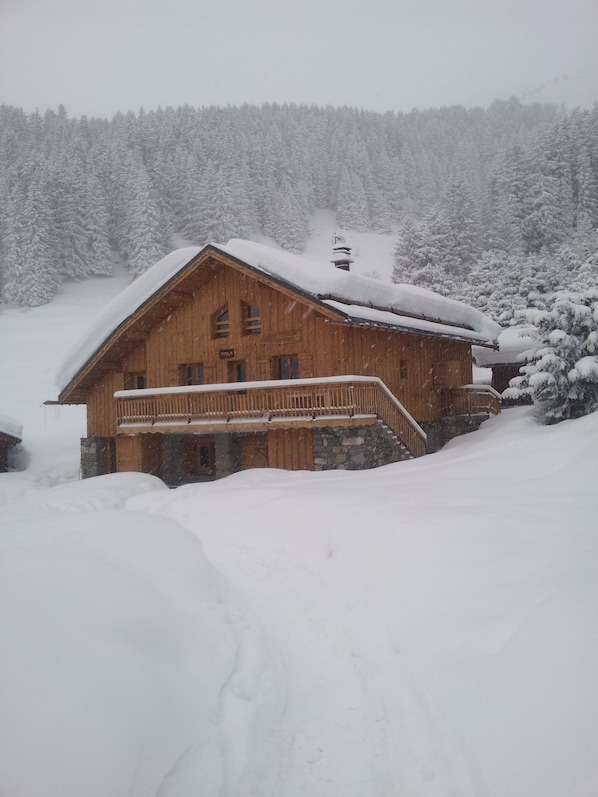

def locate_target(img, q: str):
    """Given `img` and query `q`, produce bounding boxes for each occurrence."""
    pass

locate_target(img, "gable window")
[242,302,261,335]
[180,363,204,386]
[212,305,230,339]
[274,355,299,380]
[124,372,146,390]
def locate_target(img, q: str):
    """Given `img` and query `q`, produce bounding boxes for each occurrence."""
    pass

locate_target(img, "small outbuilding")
[473,326,536,403]
[0,415,23,472]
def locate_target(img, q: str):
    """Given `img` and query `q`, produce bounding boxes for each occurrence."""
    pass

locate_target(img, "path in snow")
[129,478,484,797]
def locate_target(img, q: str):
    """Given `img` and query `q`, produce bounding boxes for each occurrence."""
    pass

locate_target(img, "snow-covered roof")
[56,247,201,392]
[473,326,537,367]
[56,240,500,395]
[220,240,501,343]
[0,414,23,441]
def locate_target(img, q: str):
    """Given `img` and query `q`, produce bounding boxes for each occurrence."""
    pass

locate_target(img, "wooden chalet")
[55,240,501,484]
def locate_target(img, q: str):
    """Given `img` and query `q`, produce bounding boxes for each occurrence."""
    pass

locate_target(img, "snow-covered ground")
[1,223,598,797]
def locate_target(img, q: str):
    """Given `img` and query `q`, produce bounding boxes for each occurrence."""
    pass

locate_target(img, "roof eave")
[330,310,497,347]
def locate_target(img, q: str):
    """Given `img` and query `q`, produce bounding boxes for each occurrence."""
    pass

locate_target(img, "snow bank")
[0,474,280,797]
[124,407,598,797]
[2,408,598,796]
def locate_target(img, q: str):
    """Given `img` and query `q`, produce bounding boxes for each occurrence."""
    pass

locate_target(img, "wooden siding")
[241,435,269,469]
[116,434,162,476]
[116,435,142,472]
[85,259,475,439]
[267,427,314,471]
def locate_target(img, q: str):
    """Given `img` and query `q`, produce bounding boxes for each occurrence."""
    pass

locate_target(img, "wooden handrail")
[115,376,428,458]
[441,385,501,416]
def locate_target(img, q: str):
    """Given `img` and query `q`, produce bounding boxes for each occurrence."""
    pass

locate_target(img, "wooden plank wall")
[116,434,162,476]
[116,435,142,472]
[86,261,474,438]
[267,428,314,471]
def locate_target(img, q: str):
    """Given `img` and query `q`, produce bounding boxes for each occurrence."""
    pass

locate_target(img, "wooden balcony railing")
[114,375,428,458]
[441,384,502,417]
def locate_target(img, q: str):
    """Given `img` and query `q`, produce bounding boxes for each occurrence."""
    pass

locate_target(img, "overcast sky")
[0,0,596,118]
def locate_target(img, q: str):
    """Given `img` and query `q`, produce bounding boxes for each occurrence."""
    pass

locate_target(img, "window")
[212,305,230,339]
[124,372,146,390]
[180,363,204,386]
[227,360,247,382]
[400,359,408,379]
[242,302,261,335]
[275,355,299,380]
[183,437,215,475]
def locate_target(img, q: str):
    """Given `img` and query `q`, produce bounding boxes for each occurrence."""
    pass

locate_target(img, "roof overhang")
[0,431,22,447]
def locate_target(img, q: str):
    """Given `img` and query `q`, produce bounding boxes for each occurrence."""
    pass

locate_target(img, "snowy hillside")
[1,233,598,797]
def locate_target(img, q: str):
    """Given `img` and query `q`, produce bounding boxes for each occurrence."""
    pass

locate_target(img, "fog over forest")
[0,99,597,319]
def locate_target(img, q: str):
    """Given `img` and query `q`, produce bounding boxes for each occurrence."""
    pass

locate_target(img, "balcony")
[114,375,427,458]
[441,384,502,417]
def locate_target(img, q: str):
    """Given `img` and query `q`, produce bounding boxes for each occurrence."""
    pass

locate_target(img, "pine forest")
[0,100,597,320]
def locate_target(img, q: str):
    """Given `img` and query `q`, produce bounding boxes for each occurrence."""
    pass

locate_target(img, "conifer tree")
[505,288,598,423]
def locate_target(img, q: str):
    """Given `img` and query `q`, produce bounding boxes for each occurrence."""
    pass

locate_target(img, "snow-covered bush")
[505,288,598,423]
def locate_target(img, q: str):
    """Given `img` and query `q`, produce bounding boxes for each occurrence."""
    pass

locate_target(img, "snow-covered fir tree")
[505,288,598,423]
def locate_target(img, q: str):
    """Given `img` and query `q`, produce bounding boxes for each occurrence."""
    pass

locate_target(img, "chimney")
[330,234,354,271]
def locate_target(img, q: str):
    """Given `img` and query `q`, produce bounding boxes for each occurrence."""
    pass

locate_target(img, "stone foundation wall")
[313,422,411,471]
[80,436,115,479]
[420,414,488,454]
[161,435,184,486]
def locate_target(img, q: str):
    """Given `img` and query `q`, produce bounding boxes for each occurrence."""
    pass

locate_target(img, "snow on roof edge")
[473,326,538,366]
[55,247,201,393]
[325,300,495,345]
[0,414,23,440]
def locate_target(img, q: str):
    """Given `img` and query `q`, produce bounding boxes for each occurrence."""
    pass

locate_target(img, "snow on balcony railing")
[114,375,427,457]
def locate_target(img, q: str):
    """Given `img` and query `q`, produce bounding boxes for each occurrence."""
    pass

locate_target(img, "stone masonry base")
[313,421,412,471]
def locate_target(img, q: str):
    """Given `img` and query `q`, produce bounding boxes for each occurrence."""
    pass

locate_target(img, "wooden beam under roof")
[95,361,121,371]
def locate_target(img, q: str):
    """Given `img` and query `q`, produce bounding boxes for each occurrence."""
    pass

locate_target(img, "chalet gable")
[56,241,500,404]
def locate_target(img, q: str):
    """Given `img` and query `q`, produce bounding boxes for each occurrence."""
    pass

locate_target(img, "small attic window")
[212,305,230,339]
[242,302,261,335]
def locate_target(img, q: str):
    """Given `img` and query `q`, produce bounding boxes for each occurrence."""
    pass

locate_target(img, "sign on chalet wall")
[263,331,301,345]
